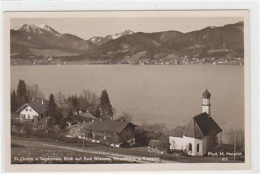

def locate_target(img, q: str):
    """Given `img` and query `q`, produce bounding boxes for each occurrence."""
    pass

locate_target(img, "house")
[68,110,97,124]
[148,140,169,154]
[169,89,222,156]
[65,122,93,139]
[88,119,136,147]
[77,111,97,122]
[16,99,47,122]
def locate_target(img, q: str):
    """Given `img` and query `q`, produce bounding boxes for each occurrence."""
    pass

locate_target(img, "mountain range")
[10,22,244,63]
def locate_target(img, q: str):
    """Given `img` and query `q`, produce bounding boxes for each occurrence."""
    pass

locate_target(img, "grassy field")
[11,138,133,164]
[11,135,244,164]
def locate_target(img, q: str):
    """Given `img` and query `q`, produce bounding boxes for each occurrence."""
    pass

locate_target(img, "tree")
[11,90,17,112]
[27,84,45,101]
[55,91,65,104]
[69,95,79,112]
[11,119,23,135]
[79,89,99,113]
[16,80,29,107]
[17,80,27,98]
[226,128,245,152]
[140,123,169,141]
[46,94,65,128]
[95,105,101,118]
[206,131,218,152]
[99,90,113,120]
[46,94,57,118]
[135,127,150,146]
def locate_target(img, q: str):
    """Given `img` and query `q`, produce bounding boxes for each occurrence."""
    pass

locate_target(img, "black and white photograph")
[3,10,250,170]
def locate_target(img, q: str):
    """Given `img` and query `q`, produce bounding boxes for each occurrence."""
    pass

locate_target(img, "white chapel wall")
[169,136,184,150]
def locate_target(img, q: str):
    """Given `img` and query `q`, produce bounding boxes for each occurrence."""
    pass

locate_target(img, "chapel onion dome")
[202,89,211,99]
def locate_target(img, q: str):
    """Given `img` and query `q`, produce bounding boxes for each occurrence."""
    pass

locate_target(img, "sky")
[11,17,243,40]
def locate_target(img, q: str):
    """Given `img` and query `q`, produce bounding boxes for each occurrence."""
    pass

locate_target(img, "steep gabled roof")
[17,102,47,115]
[89,120,136,133]
[184,112,222,138]
[78,111,97,120]
[170,126,185,137]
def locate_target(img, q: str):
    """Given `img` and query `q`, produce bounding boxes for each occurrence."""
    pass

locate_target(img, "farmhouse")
[89,119,136,147]
[66,122,93,139]
[169,89,222,156]
[16,99,47,122]
[76,111,97,122]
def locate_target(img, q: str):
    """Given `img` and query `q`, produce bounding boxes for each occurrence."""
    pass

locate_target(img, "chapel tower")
[202,89,211,116]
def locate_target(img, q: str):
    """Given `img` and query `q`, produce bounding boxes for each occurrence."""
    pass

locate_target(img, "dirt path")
[12,137,175,163]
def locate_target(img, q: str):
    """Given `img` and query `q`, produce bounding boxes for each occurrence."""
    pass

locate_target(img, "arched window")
[188,143,192,151]
[197,144,200,152]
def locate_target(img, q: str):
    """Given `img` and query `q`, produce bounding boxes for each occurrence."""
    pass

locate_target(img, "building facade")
[16,100,47,122]
[169,89,222,156]
[89,119,136,147]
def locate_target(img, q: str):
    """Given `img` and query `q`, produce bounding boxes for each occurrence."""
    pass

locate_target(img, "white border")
[0,1,259,174]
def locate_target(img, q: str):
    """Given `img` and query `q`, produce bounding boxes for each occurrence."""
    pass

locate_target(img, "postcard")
[3,10,250,172]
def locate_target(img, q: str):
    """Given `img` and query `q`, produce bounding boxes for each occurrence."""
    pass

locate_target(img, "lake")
[11,65,244,138]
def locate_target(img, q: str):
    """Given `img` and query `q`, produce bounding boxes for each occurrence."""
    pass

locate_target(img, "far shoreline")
[10,63,244,67]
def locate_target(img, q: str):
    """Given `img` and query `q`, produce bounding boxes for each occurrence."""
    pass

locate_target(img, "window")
[30,109,32,112]
[188,143,192,152]
[197,144,199,152]
[26,109,28,111]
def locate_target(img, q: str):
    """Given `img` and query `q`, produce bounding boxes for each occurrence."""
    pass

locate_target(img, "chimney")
[42,99,44,105]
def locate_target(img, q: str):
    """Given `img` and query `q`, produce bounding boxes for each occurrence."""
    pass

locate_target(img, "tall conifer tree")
[47,93,57,118]
[11,90,17,112]
[99,90,113,120]
[16,80,29,107]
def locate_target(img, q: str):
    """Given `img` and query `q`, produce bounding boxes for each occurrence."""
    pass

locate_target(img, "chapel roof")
[183,112,222,138]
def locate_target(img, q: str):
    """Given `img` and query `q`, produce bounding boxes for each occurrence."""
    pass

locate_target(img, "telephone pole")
[234,129,236,161]
[82,132,85,152]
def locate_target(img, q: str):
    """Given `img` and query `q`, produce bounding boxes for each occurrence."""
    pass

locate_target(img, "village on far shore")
[11,55,244,66]
[11,80,245,164]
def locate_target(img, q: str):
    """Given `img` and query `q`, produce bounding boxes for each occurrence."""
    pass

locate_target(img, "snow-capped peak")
[15,24,44,34]
[111,29,134,40]
[89,36,102,42]
[89,30,135,45]
[38,24,60,35]
[15,24,60,35]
